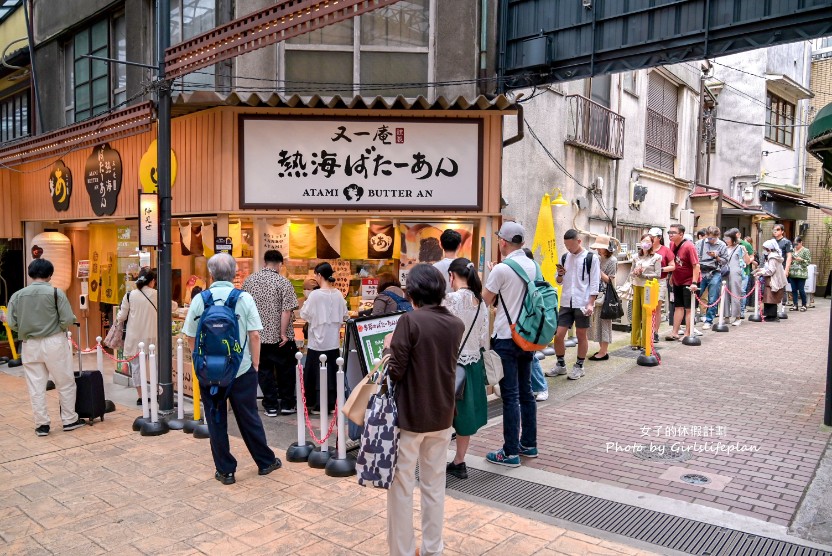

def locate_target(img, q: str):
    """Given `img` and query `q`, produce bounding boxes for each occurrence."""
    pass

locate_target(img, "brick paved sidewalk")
[468,300,832,527]
[0,372,654,555]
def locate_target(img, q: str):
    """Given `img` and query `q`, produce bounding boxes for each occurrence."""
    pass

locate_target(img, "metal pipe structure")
[155,0,174,415]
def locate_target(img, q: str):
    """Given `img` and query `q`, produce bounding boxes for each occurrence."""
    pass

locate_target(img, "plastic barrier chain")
[70,338,139,363]
[296,361,339,446]
[723,285,757,300]
[693,290,724,309]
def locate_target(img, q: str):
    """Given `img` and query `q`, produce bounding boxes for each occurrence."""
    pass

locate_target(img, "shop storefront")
[0,94,517,387]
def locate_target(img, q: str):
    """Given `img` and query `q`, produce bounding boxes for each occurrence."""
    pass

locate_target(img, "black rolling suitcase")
[73,334,106,424]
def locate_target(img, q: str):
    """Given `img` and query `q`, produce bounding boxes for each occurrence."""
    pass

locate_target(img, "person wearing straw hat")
[587,234,617,361]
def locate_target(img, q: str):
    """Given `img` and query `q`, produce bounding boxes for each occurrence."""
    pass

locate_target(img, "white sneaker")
[703,322,712,329]
[535,391,549,401]
[732,319,742,327]
[545,363,567,377]
[567,365,585,380]
[693,328,704,337]
[700,316,708,323]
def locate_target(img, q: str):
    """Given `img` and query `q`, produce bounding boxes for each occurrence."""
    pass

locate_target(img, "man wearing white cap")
[482,221,538,468]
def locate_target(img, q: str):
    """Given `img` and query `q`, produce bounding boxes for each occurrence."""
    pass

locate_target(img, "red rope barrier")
[69,338,139,363]
[297,361,339,445]
[723,286,756,300]
[693,291,723,309]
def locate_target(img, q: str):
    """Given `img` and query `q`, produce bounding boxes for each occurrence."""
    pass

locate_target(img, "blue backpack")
[194,289,246,419]
[382,290,413,312]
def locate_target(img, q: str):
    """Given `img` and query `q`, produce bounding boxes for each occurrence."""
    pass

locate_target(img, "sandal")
[664,335,680,341]
[588,353,609,361]
[799,306,807,312]
[789,307,798,311]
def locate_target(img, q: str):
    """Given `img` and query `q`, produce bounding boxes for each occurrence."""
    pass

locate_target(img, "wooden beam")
[164,0,402,80]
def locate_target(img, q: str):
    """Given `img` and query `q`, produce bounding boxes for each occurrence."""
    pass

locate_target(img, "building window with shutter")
[644,73,679,175]
[0,89,29,144]
[765,92,794,148]
[281,0,431,98]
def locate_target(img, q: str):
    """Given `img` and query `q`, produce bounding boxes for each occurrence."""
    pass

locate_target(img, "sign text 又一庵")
[241,118,482,210]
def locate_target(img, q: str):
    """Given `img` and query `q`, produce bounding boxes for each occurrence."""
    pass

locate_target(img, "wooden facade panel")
[8,107,507,225]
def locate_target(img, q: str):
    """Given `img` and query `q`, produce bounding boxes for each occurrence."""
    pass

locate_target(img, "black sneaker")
[215,471,235,485]
[280,406,296,415]
[446,461,468,479]
[310,406,320,415]
[62,419,86,432]
[258,458,283,476]
[264,408,279,418]
[35,425,50,437]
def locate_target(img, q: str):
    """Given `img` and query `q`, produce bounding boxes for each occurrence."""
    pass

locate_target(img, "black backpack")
[561,251,595,281]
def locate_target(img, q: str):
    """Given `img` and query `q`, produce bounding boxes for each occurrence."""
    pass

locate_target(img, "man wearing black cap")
[482,221,538,468]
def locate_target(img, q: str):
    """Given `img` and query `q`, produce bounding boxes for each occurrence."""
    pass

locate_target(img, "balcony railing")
[565,94,625,159]
[645,108,678,156]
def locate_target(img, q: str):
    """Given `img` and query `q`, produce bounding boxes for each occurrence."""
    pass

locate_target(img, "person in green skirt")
[443,258,489,479]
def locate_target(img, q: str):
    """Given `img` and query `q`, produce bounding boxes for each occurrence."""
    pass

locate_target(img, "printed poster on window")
[240,117,482,210]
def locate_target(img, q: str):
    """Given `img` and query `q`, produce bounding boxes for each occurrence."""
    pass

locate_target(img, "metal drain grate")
[682,473,711,485]
[445,467,831,556]
[632,442,693,462]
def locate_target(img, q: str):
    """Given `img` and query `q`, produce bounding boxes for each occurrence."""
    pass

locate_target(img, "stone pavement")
[467,299,832,528]
[0,371,655,555]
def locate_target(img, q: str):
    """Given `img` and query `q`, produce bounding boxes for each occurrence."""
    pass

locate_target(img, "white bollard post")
[148,344,159,423]
[682,286,702,346]
[176,339,185,420]
[286,351,313,462]
[335,358,347,460]
[713,281,729,332]
[749,278,763,322]
[319,353,329,454]
[96,337,104,373]
[325,356,356,477]
[138,342,149,419]
[296,352,305,446]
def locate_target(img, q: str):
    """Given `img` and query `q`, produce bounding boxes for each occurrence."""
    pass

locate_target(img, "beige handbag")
[482,349,504,385]
[342,355,389,427]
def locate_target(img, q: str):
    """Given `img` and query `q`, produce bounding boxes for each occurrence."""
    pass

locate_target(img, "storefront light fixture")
[549,188,569,207]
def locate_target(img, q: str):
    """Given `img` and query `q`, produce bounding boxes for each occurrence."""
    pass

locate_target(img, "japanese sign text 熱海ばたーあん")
[240,117,482,210]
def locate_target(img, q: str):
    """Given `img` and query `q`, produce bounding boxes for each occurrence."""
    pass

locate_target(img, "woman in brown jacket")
[383,264,464,556]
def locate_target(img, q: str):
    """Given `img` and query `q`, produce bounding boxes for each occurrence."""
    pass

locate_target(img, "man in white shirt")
[550,229,600,380]
[482,222,537,468]
[432,229,462,293]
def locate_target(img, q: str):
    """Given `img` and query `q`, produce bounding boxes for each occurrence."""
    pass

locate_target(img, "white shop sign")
[240,117,482,210]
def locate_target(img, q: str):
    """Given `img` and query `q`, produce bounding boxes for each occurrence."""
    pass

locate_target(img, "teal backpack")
[499,259,559,351]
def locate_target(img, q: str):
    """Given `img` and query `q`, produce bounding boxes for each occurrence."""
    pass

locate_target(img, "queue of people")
[1,220,815,556]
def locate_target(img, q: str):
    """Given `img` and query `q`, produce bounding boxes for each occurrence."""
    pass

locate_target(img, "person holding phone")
[694,226,727,329]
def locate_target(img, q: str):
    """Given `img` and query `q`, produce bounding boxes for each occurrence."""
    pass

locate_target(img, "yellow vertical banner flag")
[289,222,317,259]
[340,221,368,259]
[229,221,242,258]
[88,224,119,304]
[531,194,560,295]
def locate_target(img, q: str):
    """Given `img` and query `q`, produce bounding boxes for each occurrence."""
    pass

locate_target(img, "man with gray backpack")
[183,254,281,485]
[550,229,601,380]
[483,222,558,467]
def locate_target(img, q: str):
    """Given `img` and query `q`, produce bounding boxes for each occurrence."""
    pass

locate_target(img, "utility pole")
[156,0,174,413]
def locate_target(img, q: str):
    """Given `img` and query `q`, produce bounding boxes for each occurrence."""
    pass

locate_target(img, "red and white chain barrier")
[69,336,139,363]
[297,355,339,446]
